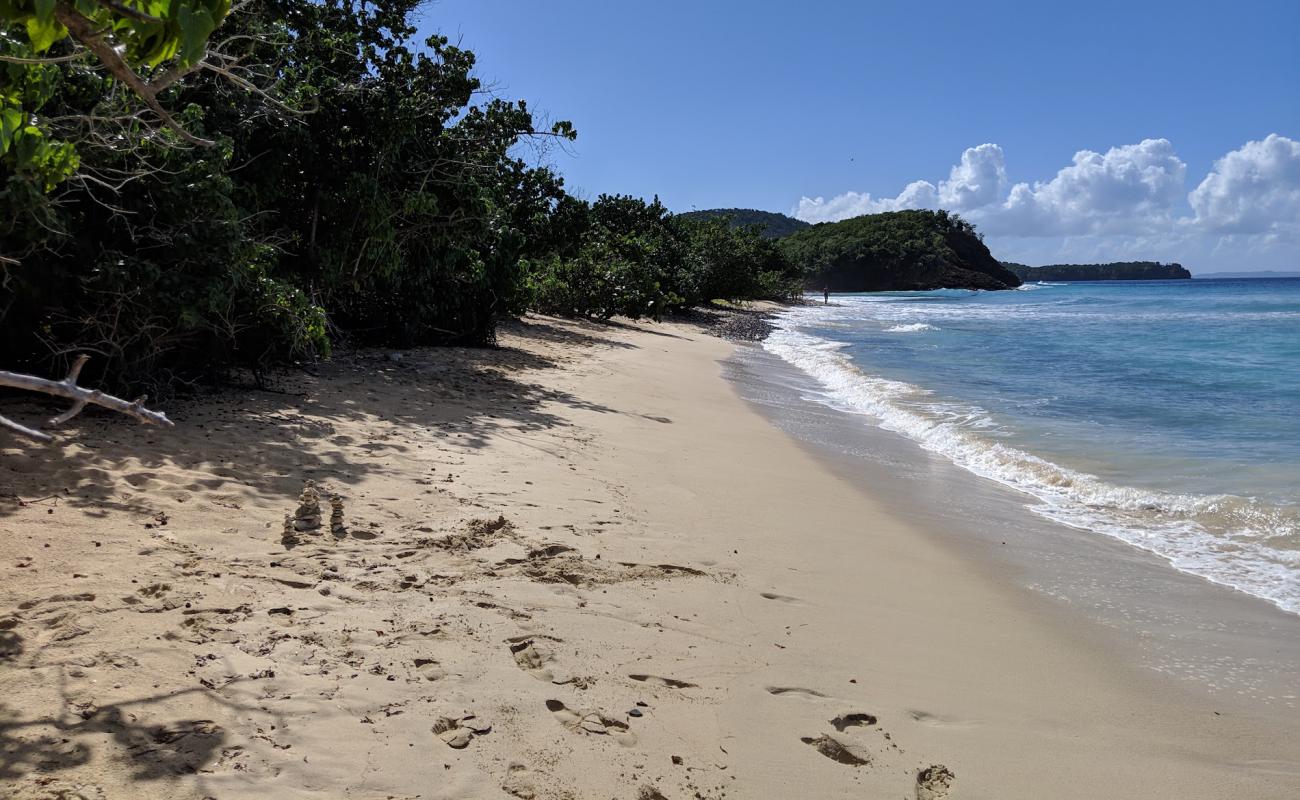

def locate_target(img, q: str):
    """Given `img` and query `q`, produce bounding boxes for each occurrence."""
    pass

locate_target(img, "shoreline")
[2,312,1298,798]
[727,337,1300,708]
[766,291,1300,618]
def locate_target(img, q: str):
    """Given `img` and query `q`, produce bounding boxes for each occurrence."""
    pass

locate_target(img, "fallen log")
[0,355,173,442]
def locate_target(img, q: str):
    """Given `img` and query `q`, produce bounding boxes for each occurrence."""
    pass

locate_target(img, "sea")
[761,278,1300,616]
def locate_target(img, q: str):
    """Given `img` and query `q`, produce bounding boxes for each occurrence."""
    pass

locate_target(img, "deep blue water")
[765,278,1300,613]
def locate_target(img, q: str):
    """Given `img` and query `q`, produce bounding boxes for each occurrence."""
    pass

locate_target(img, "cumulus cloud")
[938,143,1007,211]
[796,143,1006,223]
[994,139,1185,236]
[795,181,936,222]
[1189,134,1300,234]
[791,135,1300,268]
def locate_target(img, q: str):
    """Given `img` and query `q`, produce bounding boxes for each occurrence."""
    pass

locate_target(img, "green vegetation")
[781,210,1022,291]
[1004,262,1192,281]
[1,1,800,392]
[677,208,811,239]
[2,0,230,190]
[528,197,801,321]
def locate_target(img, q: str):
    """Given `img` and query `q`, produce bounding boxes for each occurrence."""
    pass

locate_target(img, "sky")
[420,0,1300,272]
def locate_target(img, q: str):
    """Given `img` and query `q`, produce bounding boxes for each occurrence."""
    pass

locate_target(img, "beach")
[2,309,1298,799]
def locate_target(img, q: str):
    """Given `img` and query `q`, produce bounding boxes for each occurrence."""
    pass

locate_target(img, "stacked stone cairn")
[294,481,323,533]
[329,494,346,536]
[281,513,297,548]
[281,481,346,547]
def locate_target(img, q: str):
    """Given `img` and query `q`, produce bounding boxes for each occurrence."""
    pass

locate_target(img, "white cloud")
[993,139,1185,236]
[795,181,937,222]
[1189,134,1300,234]
[796,143,1007,223]
[938,143,1007,211]
[791,135,1300,270]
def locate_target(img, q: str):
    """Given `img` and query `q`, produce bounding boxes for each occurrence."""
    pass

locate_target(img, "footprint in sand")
[830,712,878,731]
[629,674,698,689]
[508,638,555,681]
[413,658,446,681]
[800,734,870,766]
[916,764,956,799]
[765,686,827,697]
[502,762,539,799]
[908,709,977,729]
[17,592,96,610]
[759,591,799,603]
[432,714,491,749]
[545,699,636,746]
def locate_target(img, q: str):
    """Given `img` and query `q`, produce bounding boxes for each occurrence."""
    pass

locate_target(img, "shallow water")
[727,340,1300,708]
[763,279,1300,614]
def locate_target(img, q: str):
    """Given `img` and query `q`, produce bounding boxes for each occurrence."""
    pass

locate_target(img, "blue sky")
[420,1,1299,271]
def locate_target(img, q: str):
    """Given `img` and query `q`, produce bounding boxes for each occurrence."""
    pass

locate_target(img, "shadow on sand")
[0,318,659,520]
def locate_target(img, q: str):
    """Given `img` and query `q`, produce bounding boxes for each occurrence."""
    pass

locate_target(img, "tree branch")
[53,1,215,147]
[0,414,52,442]
[93,0,164,24]
[0,50,92,64]
[0,354,174,442]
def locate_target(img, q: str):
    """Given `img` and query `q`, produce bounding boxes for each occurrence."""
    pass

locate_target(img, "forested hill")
[677,209,811,238]
[781,210,1022,291]
[1004,262,1192,281]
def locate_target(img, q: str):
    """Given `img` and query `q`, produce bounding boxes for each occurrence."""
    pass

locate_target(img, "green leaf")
[26,15,67,53]
[0,107,22,155]
[176,5,215,66]
[34,0,56,22]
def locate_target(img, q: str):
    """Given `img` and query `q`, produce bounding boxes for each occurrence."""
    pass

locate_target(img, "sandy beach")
[2,310,1298,799]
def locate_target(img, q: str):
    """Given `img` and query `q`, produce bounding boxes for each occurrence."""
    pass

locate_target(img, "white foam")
[884,323,938,333]
[764,305,1300,615]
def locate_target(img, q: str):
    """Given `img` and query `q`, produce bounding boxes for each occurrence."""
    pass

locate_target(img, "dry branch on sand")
[0,354,173,442]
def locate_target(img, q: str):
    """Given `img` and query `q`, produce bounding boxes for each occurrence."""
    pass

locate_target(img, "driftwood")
[0,355,173,442]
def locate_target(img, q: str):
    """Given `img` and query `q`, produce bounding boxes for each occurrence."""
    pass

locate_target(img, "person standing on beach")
[823,287,830,304]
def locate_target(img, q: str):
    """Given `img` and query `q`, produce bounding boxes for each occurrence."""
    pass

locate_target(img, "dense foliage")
[1004,262,1191,281]
[528,198,802,320]
[1,0,229,190]
[781,210,1022,292]
[676,208,811,239]
[1,1,800,392]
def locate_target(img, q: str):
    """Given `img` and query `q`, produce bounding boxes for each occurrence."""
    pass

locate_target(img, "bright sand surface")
[2,312,1298,799]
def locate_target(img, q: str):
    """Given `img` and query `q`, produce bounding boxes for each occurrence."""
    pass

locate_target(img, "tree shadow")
[0,326,654,520]
[500,315,639,349]
[0,684,247,784]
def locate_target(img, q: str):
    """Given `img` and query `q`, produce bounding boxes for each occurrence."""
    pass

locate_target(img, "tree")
[1,0,233,438]
[1,0,232,193]
[2,0,580,399]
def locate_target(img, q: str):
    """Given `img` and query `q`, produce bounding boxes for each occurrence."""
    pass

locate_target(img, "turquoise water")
[765,278,1300,613]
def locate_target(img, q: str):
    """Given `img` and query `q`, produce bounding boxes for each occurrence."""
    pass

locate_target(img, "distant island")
[1004,261,1191,281]
[1195,270,1300,279]
[782,210,1022,291]
[678,208,811,238]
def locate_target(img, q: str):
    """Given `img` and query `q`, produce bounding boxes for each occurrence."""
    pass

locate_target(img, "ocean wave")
[764,310,1300,615]
[884,323,938,332]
